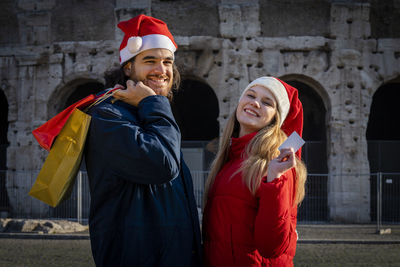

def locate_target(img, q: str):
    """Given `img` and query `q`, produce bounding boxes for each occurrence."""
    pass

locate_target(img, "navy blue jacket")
[84,94,202,267]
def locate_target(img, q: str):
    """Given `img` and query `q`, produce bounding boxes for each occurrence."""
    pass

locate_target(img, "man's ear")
[123,62,132,76]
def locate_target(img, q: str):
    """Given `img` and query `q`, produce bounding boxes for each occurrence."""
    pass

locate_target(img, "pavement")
[296,224,400,244]
[1,224,400,243]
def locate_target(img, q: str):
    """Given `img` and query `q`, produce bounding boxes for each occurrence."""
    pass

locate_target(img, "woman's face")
[236,85,278,137]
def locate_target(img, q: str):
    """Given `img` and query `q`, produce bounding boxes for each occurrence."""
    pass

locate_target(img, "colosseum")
[0,0,399,223]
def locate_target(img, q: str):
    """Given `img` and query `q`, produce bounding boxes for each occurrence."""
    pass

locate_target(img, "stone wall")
[0,0,399,222]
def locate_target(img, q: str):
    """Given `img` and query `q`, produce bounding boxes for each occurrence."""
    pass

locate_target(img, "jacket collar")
[229,131,257,160]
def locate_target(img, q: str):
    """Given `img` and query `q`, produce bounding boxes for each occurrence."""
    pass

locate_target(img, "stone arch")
[281,74,329,153]
[280,74,331,124]
[0,88,10,211]
[280,74,329,157]
[281,74,329,221]
[48,74,105,117]
[367,77,400,222]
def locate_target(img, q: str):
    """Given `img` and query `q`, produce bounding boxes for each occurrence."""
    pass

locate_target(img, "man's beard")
[130,70,173,100]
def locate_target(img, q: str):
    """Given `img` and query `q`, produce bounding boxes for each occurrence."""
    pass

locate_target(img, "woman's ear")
[123,62,132,76]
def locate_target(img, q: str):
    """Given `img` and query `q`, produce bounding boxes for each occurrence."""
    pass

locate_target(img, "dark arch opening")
[172,79,219,141]
[285,80,328,171]
[0,89,10,211]
[367,82,400,222]
[62,82,105,110]
[171,79,219,174]
[285,80,328,222]
[367,83,400,142]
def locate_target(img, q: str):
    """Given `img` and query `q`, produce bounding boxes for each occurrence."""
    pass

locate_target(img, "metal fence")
[374,172,400,228]
[0,170,91,224]
[1,170,399,226]
[298,174,328,222]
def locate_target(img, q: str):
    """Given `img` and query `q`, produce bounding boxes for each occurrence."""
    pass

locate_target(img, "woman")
[203,76,307,266]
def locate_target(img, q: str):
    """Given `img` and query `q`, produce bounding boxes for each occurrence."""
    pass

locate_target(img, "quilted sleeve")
[254,168,297,258]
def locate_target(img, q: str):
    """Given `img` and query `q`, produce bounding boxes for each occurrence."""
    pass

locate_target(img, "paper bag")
[32,94,96,151]
[29,108,91,207]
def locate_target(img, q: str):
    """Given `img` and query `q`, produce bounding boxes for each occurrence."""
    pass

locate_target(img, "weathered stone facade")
[0,0,399,222]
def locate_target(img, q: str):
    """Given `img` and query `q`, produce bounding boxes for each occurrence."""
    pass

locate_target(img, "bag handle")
[84,87,121,112]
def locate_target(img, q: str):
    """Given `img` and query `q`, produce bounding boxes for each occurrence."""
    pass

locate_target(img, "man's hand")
[265,148,296,183]
[113,80,156,107]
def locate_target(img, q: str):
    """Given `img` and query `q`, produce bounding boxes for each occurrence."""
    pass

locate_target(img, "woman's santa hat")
[118,14,177,65]
[239,76,304,158]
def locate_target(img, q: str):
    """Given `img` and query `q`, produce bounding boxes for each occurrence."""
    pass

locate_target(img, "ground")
[0,223,399,266]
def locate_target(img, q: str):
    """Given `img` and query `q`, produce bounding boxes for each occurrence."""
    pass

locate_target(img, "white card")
[278,131,305,152]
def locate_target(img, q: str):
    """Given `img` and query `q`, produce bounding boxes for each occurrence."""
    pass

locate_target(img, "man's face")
[124,48,174,97]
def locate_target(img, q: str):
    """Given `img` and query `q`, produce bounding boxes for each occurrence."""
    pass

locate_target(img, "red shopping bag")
[32,87,120,151]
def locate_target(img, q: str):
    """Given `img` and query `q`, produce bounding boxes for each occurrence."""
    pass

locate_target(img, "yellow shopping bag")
[29,89,119,207]
[29,108,91,207]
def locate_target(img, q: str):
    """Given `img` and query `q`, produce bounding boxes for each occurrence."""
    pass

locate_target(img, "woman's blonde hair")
[204,107,307,207]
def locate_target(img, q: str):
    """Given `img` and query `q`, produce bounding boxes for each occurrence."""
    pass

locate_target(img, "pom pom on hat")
[118,14,177,65]
[127,36,143,53]
[239,76,304,158]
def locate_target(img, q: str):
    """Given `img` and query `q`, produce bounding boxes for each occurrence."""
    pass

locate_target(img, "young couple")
[85,14,306,267]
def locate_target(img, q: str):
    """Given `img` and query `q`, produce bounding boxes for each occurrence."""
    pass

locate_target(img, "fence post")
[376,172,382,233]
[77,171,82,225]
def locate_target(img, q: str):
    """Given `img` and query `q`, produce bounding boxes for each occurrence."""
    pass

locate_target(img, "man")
[84,15,202,266]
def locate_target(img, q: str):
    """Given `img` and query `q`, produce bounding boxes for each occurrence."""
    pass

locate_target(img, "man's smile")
[145,75,169,88]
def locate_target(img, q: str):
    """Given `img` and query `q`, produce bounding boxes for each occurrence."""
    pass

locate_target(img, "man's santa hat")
[239,76,304,158]
[118,14,177,65]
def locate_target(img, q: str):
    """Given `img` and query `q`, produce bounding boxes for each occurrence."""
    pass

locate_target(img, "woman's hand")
[266,148,296,182]
[112,80,156,107]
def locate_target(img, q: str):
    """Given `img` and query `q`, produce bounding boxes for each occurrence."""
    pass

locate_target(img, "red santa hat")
[117,14,177,65]
[239,76,304,158]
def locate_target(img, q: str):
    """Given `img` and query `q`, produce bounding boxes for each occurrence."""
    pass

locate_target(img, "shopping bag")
[29,89,119,207]
[32,87,121,151]
[32,94,96,151]
[29,108,91,207]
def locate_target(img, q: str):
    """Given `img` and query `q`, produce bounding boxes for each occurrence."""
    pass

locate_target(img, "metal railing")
[298,174,328,222]
[1,170,399,226]
[374,172,400,231]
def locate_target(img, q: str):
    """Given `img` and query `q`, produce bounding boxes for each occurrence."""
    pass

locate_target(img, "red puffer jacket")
[203,132,298,267]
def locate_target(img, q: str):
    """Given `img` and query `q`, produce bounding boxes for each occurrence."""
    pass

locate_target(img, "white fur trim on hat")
[239,77,290,126]
[120,34,176,65]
